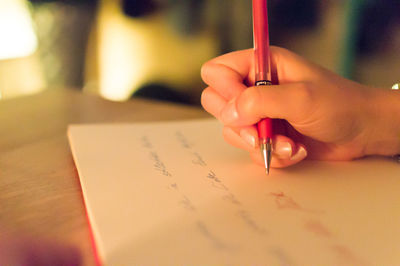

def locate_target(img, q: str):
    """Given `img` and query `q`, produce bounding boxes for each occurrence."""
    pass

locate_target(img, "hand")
[201,47,400,168]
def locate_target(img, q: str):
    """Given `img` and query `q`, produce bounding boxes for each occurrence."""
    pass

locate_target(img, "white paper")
[68,119,400,266]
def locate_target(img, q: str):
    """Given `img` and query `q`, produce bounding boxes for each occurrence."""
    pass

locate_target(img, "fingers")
[201,50,253,94]
[220,82,314,127]
[201,47,320,100]
[222,127,308,168]
[201,87,227,119]
[204,83,311,169]
[201,47,320,128]
[201,47,317,169]
[201,61,248,100]
[222,126,259,151]
[250,143,307,168]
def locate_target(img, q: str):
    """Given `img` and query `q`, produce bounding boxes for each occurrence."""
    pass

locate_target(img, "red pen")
[252,0,273,175]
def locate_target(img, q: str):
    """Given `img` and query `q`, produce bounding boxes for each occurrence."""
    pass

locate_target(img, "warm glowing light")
[96,0,217,101]
[0,0,38,60]
[97,1,151,101]
[392,83,399,90]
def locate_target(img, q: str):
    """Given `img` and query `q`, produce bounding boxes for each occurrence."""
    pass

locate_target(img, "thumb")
[219,82,314,127]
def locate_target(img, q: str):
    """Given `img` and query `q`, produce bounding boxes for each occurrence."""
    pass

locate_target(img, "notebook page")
[68,119,400,266]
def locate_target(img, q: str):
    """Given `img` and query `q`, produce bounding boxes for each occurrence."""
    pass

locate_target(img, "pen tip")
[265,156,271,175]
[261,139,272,176]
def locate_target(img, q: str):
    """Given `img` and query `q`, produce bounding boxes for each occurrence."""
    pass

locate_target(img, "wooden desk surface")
[0,89,209,265]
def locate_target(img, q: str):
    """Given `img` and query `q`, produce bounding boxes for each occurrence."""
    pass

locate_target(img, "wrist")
[363,87,400,157]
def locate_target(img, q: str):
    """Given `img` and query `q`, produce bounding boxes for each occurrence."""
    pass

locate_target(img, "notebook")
[68,118,400,265]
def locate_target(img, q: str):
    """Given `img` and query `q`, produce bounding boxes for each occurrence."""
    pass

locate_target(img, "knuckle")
[292,82,315,119]
[237,87,261,116]
[271,46,289,54]
[200,61,215,82]
[294,82,313,103]
[222,127,236,145]
[200,87,217,111]
[200,89,208,107]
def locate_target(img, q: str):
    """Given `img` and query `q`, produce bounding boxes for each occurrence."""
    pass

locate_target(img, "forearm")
[364,88,400,157]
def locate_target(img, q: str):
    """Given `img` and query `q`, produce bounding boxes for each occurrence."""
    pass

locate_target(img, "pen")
[252,0,273,175]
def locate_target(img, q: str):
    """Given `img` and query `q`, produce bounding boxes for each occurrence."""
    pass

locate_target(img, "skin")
[201,47,400,168]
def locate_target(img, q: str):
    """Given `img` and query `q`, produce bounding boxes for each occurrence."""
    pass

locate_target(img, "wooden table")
[0,89,209,265]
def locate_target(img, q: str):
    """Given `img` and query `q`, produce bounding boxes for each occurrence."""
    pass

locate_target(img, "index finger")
[201,49,253,100]
[201,47,320,100]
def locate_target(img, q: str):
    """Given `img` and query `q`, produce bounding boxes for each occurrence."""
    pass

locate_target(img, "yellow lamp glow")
[0,0,38,60]
[95,0,217,101]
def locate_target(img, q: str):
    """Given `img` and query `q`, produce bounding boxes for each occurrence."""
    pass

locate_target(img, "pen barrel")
[257,117,273,140]
[253,0,272,83]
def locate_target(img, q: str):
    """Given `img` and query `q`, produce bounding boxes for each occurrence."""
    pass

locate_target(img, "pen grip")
[257,118,272,140]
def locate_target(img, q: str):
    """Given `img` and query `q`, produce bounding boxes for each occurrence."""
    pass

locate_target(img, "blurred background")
[0,0,399,104]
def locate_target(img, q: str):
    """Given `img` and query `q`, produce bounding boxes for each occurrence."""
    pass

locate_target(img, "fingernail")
[273,141,292,159]
[220,98,239,124]
[290,146,307,161]
[240,128,258,148]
